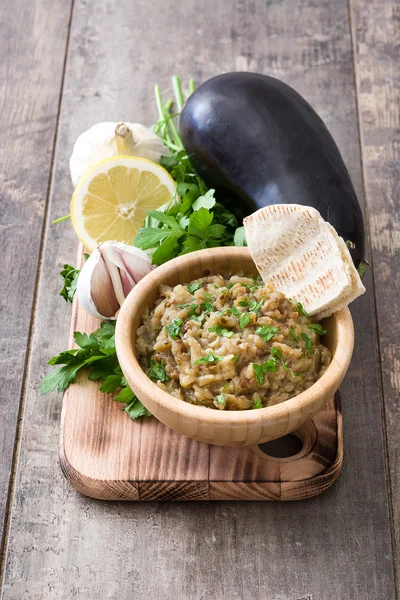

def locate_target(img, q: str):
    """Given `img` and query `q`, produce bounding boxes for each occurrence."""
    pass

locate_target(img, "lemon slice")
[70,155,176,250]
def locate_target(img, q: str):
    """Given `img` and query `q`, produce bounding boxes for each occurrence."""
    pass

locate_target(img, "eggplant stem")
[52,214,71,225]
[172,75,185,112]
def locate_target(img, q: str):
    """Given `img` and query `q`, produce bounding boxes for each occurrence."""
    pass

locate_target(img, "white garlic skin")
[76,241,154,320]
[69,122,167,187]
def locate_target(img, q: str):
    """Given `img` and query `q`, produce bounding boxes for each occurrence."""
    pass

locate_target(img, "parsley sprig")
[252,359,278,384]
[59,264,80,303]
[40,322,151,420]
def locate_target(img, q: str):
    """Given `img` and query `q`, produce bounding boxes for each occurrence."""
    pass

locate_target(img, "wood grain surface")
[349,1,400,587]
[0,0,398,598]
[61,274,344,501]
[0,0,73,547]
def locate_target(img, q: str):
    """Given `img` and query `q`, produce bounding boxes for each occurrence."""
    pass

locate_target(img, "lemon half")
[70,155,176,250]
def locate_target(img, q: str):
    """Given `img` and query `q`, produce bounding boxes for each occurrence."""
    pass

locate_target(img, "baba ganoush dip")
[136,274,331,410]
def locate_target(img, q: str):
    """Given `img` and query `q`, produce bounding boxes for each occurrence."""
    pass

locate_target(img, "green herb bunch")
[40,321,151,419]
[134,76,246,264]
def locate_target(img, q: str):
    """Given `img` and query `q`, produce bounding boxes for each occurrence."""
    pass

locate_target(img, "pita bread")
[244,204,365,319]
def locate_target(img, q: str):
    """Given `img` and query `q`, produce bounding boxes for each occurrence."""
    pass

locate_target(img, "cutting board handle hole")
[257,433,304,459]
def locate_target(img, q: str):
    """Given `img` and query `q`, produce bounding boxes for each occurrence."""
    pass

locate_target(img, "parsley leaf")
[291,371,305,378]
[252,364,266,385]
[124,396,152,419]
[288,327,299,342]
[232,354,239,364]
[200,301,213,314]
[60,264,80,303]
[308,323,327,336]
[214,392,226,409]
[248,300,260,313]
[204,291,213,302]
[233,226,247,246]
[99,374,124,394]
[297,302,311,319]
[187,282,203,294]
[252,398,263,409]
[193,353,222,365]
[252,359,278,385]
[255,324,279,343]
[188,207,214,238]
[301,333,314,355]
[208,325,233,338]
[148,359,169,382]
[165,317,183,340]
[231,306,241,317]
[271,347,289,371]
[239,313,251,329]
[192,189,216,211]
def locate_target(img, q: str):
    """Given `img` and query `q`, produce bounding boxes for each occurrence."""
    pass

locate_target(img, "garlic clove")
[117,244,156,283]
[69,122,167,187]
[76,249,119,319]
[76,241,154,319]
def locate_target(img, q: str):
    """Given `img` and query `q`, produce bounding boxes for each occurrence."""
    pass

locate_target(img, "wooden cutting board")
[60,289,343,502]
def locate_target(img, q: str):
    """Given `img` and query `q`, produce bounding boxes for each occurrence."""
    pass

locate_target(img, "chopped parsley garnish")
[301,333,314,354]
[238,299,249,307]
[231,306,241,317]
[191,313,205,323]
[148,359,169,382]
[252,359,278,384]
[255,324,279,343]
[249,285,258,293]
[291,370,305,378]
[193,352,222,365]
[227,283,234,289]
[252,398,263,409]
[208,325,233,338]
[288,327,299,342]
[214,392,226,407]
[204,291,213,301]
[165,317,183,340]
[271,347,289,371]
[308,323,327,336]
[187,282,203,294]
[297,302,311,319]
[200,301,213,314]
[239,313,251,329]
[248,300,260,313]
[232,354,239,364]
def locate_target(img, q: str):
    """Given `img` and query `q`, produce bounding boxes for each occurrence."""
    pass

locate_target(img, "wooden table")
[0,0,398,598]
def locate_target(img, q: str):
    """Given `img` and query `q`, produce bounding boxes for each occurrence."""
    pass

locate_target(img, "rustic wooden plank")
[349,0,400,582]
[0,0,72,549]
[1,0,396,598]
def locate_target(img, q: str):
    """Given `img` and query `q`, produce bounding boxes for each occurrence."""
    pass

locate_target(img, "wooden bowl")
[116,247,354,446]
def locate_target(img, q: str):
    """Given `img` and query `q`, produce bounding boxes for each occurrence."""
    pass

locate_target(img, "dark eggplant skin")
[179,72,365,266]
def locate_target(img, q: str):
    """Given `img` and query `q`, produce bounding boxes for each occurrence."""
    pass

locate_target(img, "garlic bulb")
[69,122,167,186]
[77,241,154,319]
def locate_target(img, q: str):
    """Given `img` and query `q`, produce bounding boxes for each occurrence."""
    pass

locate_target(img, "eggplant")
[179,72,365,266]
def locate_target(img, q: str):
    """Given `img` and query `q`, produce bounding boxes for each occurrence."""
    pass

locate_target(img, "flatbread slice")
[244,204,365,319]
